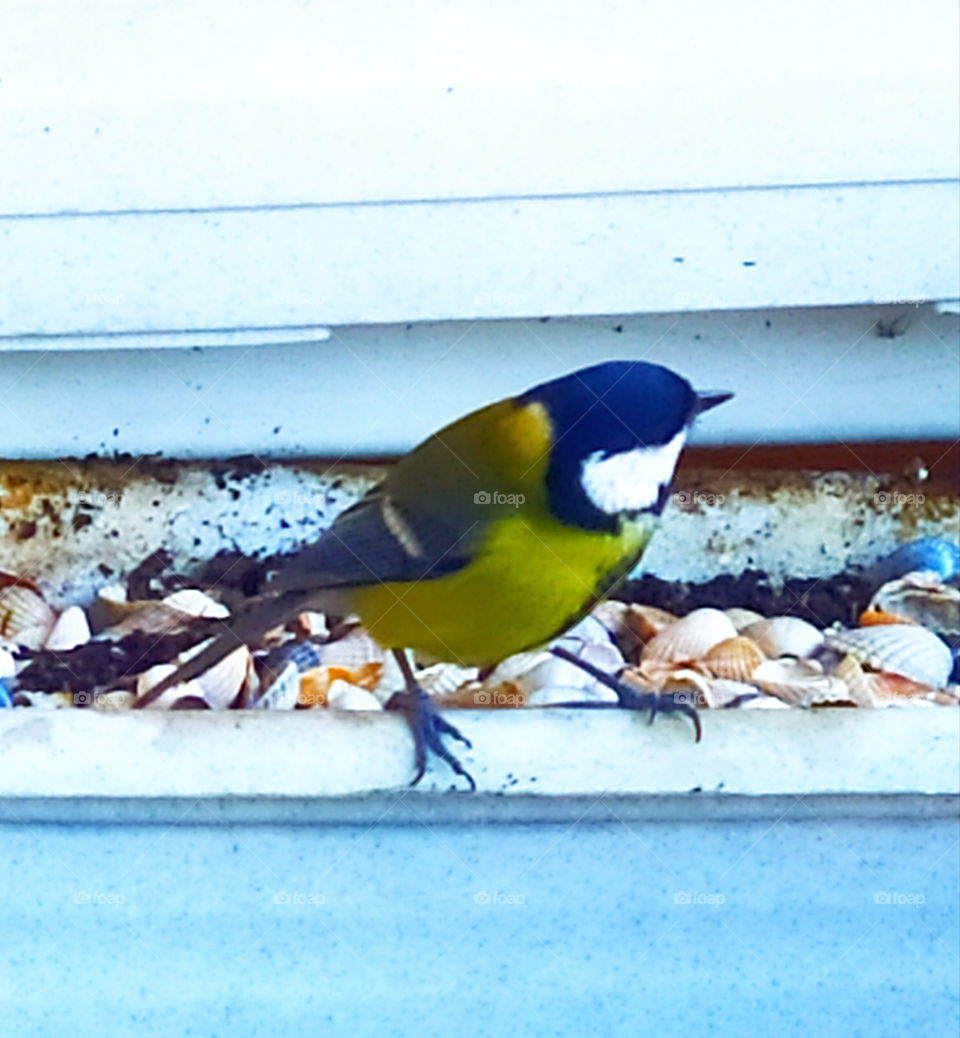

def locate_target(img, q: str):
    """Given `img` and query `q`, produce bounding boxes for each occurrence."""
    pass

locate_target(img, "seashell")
[294,611,329,639]
[319,628,387,670]
[45,605,92,651]
[428,679,494,708]
[253,661,301,710]
[0,579,55,650]
[162,589,230,619]
[136,665,207,710]
[417,663,479,698]
[298,668,328,707]
[557,613,621,649]
[485,638,620,706]
[554,618,624,670]
[621,665,712,708]
[702,636,766,682]
[737,694,790,709]
[192,646,250,708]
[641,608,737,664]
[703,679,765,709]
[523,679,618,707]
[327,679,383,711]
[825,624,953,687]
[170,695,212,710]
[871,537,960,586]
[724,608,765,632]
[592,601,677,657]
[632,657,709,691]
[100,601,199,638]
[833,654,878,707]
[136,645,250,709]
[485,650,550,687]
[743,616,823,659]
[867,571,960,636]
[858,607,913,627]
[0,648,15,680]
[698,679,763,709]
[503,656,618,706]
[137,662,177,698]
[86,584,131,633]
[296,662,384,707]
[753,657,849,706]
[867,671,939,701]
[92,690,136,712]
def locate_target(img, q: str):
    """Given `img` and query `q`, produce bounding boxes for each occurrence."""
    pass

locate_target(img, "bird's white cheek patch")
[580,432,686,514]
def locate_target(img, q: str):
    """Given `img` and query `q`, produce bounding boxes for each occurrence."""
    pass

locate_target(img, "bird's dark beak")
[695,390,734,414]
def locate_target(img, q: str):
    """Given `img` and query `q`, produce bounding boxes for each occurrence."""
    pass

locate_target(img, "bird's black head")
[519,360,730,531]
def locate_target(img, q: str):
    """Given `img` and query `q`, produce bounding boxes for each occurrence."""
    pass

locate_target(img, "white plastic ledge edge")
[1,710,957,810]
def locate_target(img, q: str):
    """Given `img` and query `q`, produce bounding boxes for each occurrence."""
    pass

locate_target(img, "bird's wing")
[262,486,482,593]
[263,396,552,594]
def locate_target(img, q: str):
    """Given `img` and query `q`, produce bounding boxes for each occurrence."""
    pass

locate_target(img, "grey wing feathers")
[263,490,480,594]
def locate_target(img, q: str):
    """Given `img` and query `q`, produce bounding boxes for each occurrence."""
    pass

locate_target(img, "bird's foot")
[549,645,701,741]
[386,687,476,791]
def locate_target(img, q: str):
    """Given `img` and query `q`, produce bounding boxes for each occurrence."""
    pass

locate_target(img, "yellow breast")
[346,512,655,666]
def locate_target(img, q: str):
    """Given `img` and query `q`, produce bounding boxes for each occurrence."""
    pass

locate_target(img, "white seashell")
[319,629,387,669]
[484,650,551,687]
[92,690,137,712]
[194,646,250,708]
[558,614,620,649]
[136,664,205,709]
[868,571,960,635]
[753,657,849,706]
[703,679,764,709]
[485,649,618,706]
[137,662,177,697]
[45,606,92,652]
[417,663,479,697]
[524,681,618,706]
[511,656,617,703]
[162,589,230,619]
[254,661,301,709]
[297,611,329,638]
[98,583,128,604]
[0,581,55,650]
[833,654,878,708]
[327,679,384,711]
[825,624,953,687]
[0,648,15,679]
[555,623,624,672]
[724,608,765,632]
[737,694,790,709]
[641,608,737,663]
[743,617,823,658]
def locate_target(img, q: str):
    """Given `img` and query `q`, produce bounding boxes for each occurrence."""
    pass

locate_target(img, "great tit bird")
[137,360,731,785]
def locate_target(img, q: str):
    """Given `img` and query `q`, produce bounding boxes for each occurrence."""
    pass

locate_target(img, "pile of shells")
[2,563,957,712]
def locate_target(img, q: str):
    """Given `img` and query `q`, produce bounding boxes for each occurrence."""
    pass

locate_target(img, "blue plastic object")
[871,537,960,587]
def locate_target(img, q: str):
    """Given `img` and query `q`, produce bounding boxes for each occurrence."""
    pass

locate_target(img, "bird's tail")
[132,589,333,708]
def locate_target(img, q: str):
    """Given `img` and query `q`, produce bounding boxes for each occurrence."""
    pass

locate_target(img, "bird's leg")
[386,650,476,790]
[549,645,702,741]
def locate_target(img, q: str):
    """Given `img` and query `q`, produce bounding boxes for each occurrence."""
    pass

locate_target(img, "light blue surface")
[1,798,957,1036]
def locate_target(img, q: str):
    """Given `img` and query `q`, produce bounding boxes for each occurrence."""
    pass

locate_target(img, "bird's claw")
[549,645,701,741]
[386,688,476,791]
[612,684,702,741]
